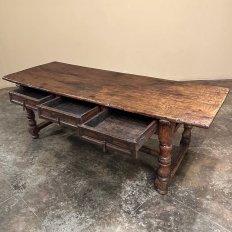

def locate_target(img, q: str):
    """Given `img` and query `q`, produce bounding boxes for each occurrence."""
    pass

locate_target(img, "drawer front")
[79,134,135,157]
[79,127,135,152]
[9,92,37,110]
[79,109,158,156]
[106,136,134,151]
[80,135,137,158]
[38,106,80,128]
[37,97,101,128]
[9,88,54,110]
[80,135,106,148]
[105,143,133,156]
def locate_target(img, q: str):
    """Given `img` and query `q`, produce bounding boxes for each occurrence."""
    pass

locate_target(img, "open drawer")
[9,87,54,110]
[37,97,101,128]
[79,108,158,158]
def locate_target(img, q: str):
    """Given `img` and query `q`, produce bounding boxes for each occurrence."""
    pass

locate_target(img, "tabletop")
[3,61,230,128]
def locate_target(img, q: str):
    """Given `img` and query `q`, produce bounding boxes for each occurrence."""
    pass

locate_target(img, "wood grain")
[3,61,229,128]
[155,119,176,194]
[79,108,158,157]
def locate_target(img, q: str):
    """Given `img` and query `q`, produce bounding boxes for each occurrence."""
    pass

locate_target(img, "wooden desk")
[2,62,229,194]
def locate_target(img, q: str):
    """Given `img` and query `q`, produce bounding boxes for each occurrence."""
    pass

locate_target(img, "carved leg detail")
[26,108,39,139]
[155,119,176,195]
[180,124,193,147]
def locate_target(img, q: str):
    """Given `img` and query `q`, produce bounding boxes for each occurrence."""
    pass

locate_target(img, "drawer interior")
[38,97,101,127]
[42,97,99,117]
[84,109,155,141]
[14,87,52,99]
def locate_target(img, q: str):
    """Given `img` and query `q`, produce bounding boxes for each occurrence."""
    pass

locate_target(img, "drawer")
[37,97,101,128]
[9,87,54,110]
[79,109,158,158]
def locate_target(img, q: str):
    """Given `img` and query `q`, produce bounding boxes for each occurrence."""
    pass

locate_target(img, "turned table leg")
[26,108,39,139]
[155,119,176,195]
[180,124,193,148]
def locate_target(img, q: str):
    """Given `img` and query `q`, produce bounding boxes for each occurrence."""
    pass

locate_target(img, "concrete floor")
[0,80,232,232]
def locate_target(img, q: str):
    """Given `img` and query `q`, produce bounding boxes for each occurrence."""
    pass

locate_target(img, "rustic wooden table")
[2,62,229,194]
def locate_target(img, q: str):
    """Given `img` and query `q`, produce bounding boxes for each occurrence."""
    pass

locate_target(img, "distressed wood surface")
[79,108,158,157]
[155,119,176,195]
[37,97,100,127]
[26,108,39,139]
[3,61,229,128]
[9,86,54,111]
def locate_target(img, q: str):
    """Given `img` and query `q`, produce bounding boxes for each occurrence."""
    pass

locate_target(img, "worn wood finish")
[155,119,176,195]
[25,108,53,138]
[79,108,158,158]
[139,145,159,157]
[3,62,229,128]
[37,121,53,131]
[180,124,193,146]
[170,144,189,178]
[37,97,100,128]
[26,108,39,139]
[3,62,230,195]
[170,124,193,177]
[9,86,54,111]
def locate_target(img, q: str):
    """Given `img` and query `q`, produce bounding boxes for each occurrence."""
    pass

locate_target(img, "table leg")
[155,119,176,195]
[180,124,193,147]
[26,108,39,139]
